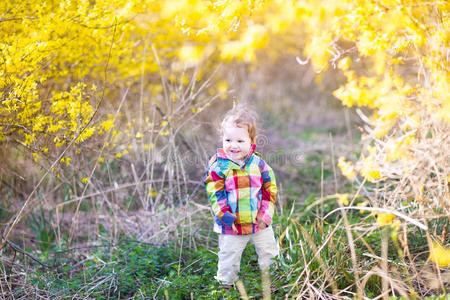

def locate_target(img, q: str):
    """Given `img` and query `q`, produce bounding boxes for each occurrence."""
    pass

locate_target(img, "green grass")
[28,205,56,251]
[28,239,276,299]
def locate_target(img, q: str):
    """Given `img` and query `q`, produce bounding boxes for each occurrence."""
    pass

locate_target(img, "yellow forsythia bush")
[309,0,450,215]
[0,0,265,160]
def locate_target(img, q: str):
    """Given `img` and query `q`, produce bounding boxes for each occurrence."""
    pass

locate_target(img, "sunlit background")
[1,1,449,298]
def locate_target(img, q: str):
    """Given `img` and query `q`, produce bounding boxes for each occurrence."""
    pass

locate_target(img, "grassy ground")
[4,193,447,299]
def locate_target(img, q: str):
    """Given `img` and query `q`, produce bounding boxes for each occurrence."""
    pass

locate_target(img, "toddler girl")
[204,104,279,287]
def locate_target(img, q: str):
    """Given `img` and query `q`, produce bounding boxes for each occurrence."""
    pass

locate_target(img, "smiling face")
[222,124,254,163]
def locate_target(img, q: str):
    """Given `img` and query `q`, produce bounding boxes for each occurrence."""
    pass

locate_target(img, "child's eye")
[225,139,231,142]
[238,140,243,143]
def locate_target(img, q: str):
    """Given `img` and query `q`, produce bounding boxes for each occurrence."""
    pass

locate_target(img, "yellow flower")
[149,188,158,197]
[429,242,450,267]
[135,132,143,138]
[360,157,381,182]
[144,143,155,151]
[356,201,369,213]
[217,81,228,94]
[391,219,401,231]
[98,157,104,163]
[76,127,95,143]
[179,45,203,64]
[60,157,71,166]
[338,157,356,181]
[337,57,351,71]
[115,152,122,159]
[100,119,114,132]
[81,177,89,184]
[337,193,349,206]
[54,136,65,147]
[376,213,395,226]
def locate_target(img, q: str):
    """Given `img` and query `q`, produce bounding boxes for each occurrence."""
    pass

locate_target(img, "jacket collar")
[216,144,256,168]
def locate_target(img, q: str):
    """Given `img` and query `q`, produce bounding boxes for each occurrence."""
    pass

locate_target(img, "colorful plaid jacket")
[203,144,277,235]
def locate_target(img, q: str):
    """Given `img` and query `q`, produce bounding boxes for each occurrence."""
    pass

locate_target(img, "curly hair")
[221,103,258,142]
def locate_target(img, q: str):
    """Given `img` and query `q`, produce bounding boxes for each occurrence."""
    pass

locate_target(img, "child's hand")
[257,218,267,229]
[232,223,238,234]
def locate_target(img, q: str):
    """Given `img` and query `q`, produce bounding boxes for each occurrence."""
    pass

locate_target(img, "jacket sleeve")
[257,160,277,226]
[203,163,236,227]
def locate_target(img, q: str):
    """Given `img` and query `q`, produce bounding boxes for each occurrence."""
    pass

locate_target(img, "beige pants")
[215,226,279,285]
